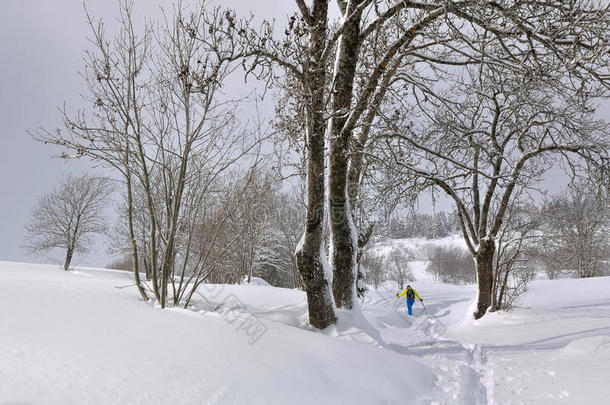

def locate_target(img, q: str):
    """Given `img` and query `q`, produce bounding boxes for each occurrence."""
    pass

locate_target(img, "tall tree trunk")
[356,223,374,298]
[296,242,337,329]
[474,238,495,319]
[346,55,401,301]
[489,247,501,312]
[489,271,498,312]
[63,247,74,271]
[144,258,151,281]
[329,159,358,310]
[295,0,337,329]
[497,267,510,310]
[328,1,363,310]
[296,122,336,327]
[292,256,302,290]
[126,157,150,302]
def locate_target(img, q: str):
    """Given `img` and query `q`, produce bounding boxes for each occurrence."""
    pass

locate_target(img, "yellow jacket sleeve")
[397,288,423,300]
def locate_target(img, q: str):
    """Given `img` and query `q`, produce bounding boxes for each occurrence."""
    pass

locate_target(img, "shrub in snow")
[531,189,610,279]
[425,245,475,285]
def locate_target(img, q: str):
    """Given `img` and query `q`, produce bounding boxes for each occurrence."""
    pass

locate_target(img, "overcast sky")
[0,1,297,267]
[0,1,606,267]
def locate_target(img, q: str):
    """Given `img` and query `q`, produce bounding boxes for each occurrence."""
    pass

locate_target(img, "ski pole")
[420,300,431,316]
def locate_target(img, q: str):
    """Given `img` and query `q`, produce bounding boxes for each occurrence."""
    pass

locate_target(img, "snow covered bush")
[425,245,475,285]
[385,250,415,290]
[360,250,386,289]
[533,189,610,279]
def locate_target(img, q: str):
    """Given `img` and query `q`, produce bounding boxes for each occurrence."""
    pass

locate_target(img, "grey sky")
[0,1,294,267]
[0,1,607,267]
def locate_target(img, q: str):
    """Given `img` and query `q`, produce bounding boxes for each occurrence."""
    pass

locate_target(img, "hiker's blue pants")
[406,299,415,316]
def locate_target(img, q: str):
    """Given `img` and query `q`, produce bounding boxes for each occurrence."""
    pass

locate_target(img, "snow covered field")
[1,257,609,404]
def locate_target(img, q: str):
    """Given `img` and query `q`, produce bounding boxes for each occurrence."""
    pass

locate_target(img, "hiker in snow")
[396,285,423,316]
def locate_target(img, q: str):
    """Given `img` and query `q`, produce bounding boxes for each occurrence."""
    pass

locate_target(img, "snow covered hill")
[1,259,609,404]
[0,261,435,404]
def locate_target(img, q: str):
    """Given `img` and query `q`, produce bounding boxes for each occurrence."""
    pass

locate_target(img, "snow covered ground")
[1,254,609,404]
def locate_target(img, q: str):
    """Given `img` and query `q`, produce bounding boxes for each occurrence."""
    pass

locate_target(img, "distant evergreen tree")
[384,211,460,239]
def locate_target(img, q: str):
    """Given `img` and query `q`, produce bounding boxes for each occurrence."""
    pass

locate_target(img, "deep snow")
[1,250,609,404]
[0,261,434,404]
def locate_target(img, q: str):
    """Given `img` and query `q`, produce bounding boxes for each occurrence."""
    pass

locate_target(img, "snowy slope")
[366,236,610,404]
[1,258,609,404]
[0,261,436,405]
[369,235,467,283]
[448,277,610,405]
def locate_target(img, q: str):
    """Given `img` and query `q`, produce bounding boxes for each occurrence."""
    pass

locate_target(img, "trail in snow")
[2,255,610,404]
[367,238,610,405]
[365,287,491,405]
[366,274,610,405]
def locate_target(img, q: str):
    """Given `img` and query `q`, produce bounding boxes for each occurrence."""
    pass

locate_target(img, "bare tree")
[228,0,339,328]
[227,171,276,285]
[23,173,113,270]
[378,53,609,318]
[34,1,262,307]
[250,187,307,289]
[33,1,154,301]
[491,199,540,311]
[106,253,133,272]
[386,250,414,290]
[272,190,307,289]
[425,245,475,285]
[169,169,264,308]
[36,1,610,326]
[180,171,251,286]
[361,249,385,289]
[534,186,610,279]
[209,0,610,327]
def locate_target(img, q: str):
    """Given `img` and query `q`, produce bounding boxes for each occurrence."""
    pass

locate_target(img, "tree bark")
[294,0,337,329]
[328,1,364,310]
[474,238,495,319]
[63,248,73,271]
[123,131,150,302]
[497,267,510,310]
[296,246,337,329]
[329,163,358,310]
[356,223,374,298]
[295,117,337,328]
[126,158,150,302]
